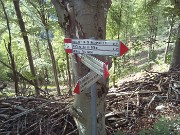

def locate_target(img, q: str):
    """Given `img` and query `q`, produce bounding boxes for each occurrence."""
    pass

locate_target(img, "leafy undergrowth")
[0,69,180,135]
[140,116,180,135]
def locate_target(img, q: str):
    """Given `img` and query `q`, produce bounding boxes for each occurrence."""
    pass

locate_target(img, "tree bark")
[170,23,180,69]
[1,0,19,95]
[66,53,72,95]
[170,0,180,69]
[13,0,39,96]
[45,28,61,95]
[52,0,111,134]
[112,57,116,88]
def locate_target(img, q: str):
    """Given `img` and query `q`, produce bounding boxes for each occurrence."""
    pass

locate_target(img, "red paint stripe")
[64,38,72,43]
[105,61,109,66]
[65,49,72,53]
[103,64,110,79]
[74,82,80,94]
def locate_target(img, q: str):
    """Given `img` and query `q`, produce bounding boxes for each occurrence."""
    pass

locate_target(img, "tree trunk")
[170,23,180,69]
[170,0,180,69]
[52,0,111,134]
[31,0,61,95]
[112,57,116,88]
[13,0,39,96]
[45,28,61,95]
[66,53,72,95]
[164,15,175,63]
[1,0,19,95]
[45,68,48,92]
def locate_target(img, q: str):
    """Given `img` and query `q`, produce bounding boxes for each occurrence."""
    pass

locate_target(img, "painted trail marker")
[64,38,72,53]
[74,71,101,94]
[64,38,128,56]
[78,54,109,79]
[64,38,129,135]
[64,38,129,94]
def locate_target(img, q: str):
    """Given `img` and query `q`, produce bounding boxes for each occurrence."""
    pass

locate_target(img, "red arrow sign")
[120,42,129,56]
[74,82,80,94]
[74,71,101,94]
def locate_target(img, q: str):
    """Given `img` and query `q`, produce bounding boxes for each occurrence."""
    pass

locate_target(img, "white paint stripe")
[72,44,119,51]
[64,43,72,49]
[72,39,119,46]
[79,54,104,77]
[85,55,104,68]
[79,71,101,93]
[73,49,119,56]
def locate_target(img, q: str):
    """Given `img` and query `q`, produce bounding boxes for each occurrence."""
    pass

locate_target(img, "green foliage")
[0,0,67,85]
[165,54,172,64]
[140,116,180,135]
[114,116,180,135]
[114,130,125,135]
[0,0,179,87]
[0,64,10,81]
[0,40,11,81]
[107,0,135,40]
[145,0,161,12]
[106,0,178,81]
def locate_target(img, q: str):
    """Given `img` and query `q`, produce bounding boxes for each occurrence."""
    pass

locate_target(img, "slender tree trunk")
[52,0,111,134]
[1,0,19,95]
[13,0,39,96]
[148,13,153,62]
[66,53,72,95]
[147,12,158,63]
[45,68,48,91]
[30,0,61,95]
[35,39,47,88]
[45,28,61,95]
[112,57,116,88]
[61,68,66,85]
[164,16,175,63]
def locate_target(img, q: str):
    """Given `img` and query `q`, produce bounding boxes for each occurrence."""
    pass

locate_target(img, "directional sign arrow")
[120,42,129,56]
[74,71,101,94]
[64,38,129,56]
[78,54,109,79]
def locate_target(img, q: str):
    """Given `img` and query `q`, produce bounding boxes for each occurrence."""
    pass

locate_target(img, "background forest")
[0,0,178,95]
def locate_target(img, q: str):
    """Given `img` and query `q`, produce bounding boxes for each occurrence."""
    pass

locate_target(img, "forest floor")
[0,69,180,135]
[107,69,180,134]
